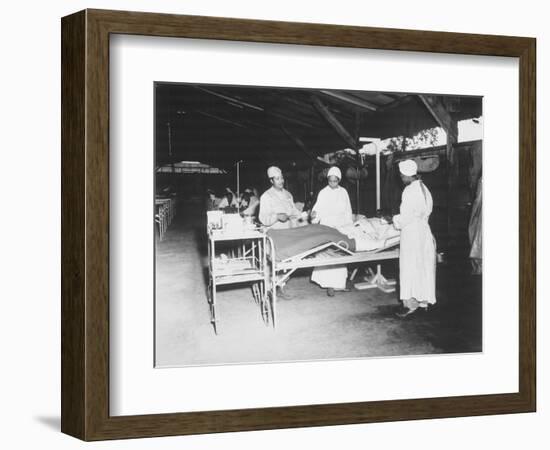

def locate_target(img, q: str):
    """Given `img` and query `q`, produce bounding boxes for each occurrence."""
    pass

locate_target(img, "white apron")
[310,185,353,289]
[393,180,437,304]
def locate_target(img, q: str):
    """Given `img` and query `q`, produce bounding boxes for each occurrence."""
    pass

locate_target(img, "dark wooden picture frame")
[61,9,536,441]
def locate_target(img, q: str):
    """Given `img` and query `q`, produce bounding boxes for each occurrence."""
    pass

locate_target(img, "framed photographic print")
[61,9,536,440]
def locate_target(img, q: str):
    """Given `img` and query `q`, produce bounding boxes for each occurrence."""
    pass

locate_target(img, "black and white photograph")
[3,0,543,447]
[154,83,483,367]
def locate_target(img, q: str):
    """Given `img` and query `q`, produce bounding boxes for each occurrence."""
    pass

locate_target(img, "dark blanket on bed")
[267,224,355,261]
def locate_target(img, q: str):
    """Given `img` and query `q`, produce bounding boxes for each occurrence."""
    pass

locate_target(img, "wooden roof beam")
[376,94,415,112]
[269,110,317,128]
[418,94,458,141]
[311,95,360,149]
[195,87,265,111]
[280,125,317,161]
[319,90,378,111]
[196,110,248,128]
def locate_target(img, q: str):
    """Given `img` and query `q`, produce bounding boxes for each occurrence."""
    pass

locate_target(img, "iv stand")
[354,140,397,293]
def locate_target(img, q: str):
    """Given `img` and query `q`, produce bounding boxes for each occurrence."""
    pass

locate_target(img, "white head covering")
[398,160,417,177]
[267,166,282,178]
[327,166,341,179]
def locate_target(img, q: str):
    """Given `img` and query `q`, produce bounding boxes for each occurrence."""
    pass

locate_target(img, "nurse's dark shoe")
[326,288,335,297]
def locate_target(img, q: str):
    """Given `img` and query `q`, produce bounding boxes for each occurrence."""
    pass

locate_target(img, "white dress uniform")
[393,179,437,305]
[259,187,301,230]
[310,184,353,290]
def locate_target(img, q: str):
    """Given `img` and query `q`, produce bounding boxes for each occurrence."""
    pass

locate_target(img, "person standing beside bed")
[310,166,353,297]
[392,159,437,317]
[259,166,303,230]
[259,166,305,300]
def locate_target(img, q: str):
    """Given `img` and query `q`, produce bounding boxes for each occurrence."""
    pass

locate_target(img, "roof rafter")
[196,110,248,128]
[319,90,378,111]
[418,94,458,141]
[280,125,317,161]
[194,86,265,111]
[311,95,360,149]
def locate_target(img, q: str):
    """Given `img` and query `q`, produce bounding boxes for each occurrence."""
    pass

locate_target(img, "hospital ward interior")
[154,84,483,367]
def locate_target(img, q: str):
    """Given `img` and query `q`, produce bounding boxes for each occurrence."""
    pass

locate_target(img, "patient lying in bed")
[267,217,400,261]
[338,217,400,252]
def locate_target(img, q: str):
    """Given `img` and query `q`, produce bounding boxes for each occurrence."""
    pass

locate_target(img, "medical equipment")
[207,226,269,334]
[263,223,400,327]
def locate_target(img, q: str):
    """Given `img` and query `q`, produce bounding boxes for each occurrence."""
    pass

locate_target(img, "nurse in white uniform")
[393,160,437,316]
[310,166,353,296]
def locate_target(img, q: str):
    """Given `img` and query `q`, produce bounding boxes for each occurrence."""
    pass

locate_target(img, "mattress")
[267,224,355,261]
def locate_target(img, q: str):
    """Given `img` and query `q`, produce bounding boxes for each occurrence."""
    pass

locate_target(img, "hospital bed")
[264,222,400,327]
[155,194,177,241]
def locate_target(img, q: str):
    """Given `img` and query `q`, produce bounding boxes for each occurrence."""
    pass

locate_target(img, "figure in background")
[392,160,437,317]
[217,190,235,211]
[205,189,220,211]
[468,177,482,275]
[310,166,353,296]
[245,187,259,201]
[223,187,239,208]
[259,166,302,230]
[239,191,260,217]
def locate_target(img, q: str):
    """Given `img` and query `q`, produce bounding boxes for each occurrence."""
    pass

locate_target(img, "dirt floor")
[154,200,482,367]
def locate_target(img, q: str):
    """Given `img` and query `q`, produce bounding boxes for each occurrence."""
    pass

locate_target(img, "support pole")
[355,112,361,215]
[417,95,458,252]
[446,123,459,249]
[354,138,396,293]
[235,160,241,213]
[376,142,381,211]
[356,175,360,215]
